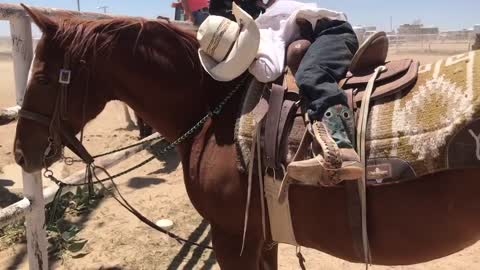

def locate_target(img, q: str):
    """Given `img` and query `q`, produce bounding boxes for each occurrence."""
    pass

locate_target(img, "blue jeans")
[192,9,209,26]
[295,20,359,120]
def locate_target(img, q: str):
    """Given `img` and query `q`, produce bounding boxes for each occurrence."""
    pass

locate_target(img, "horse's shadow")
[0,179,22,208]
[167,219,216,270]
[0,180,28,269]
[147,140,181,175]
[113,124,138,133]
[127,177,166,189]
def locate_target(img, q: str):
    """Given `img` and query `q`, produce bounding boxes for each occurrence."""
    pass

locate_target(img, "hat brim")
[198,3,260,82]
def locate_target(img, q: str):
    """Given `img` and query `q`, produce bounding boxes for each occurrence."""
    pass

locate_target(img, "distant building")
[475,25,480,34]
[398,23,439,35]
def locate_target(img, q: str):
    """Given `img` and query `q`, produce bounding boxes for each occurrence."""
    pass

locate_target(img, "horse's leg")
[135,113,153,138]
[144,123,153,137]
[211,225,262,270]
[136,115,146,138]
[259,242,278,270]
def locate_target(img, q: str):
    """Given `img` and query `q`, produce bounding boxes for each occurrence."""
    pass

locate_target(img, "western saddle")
[257,31,419,262]
[262,31,419,179]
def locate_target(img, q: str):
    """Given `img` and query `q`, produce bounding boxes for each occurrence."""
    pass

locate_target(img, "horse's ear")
[21,4,58,33]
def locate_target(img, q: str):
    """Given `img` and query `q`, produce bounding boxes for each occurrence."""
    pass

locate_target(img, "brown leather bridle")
[15,51,246,250]
[18,55,94,165]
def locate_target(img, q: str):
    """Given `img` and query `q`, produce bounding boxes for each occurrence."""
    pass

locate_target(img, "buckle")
[59,69,71,84]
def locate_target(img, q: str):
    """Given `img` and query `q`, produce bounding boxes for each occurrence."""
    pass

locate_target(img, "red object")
[187,0,209,12]
[171,2,182,8]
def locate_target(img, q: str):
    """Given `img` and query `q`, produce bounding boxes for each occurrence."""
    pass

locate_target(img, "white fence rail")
[0,3,113,118]
[0,131,161,269]
[0,4,186,269]
[0,132,161,228]
[0,3,194,122]
[387,34,473,54]
[353,31,474,55]
[1,4,33,121]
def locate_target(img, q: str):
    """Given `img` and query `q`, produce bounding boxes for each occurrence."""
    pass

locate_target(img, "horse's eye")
[35,75,50,85]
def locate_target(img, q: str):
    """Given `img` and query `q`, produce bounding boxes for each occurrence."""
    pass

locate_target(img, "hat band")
[206,19,233,58]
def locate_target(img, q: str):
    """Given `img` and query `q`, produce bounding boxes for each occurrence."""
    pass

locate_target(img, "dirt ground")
[1,45,480,269]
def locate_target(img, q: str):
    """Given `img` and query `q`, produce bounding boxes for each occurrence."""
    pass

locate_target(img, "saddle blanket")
[235,51,480,184]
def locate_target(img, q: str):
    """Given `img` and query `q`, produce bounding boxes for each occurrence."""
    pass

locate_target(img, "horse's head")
[14,5,113,172]
[15,5,215,172]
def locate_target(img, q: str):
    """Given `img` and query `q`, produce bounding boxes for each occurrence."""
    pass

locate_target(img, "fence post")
[22,170,48,270]
[9,15,33,107]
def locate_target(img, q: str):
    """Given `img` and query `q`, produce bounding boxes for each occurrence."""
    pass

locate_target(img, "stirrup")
[286,122,363,188]
[311,121,343,169]
[312,121,364,184]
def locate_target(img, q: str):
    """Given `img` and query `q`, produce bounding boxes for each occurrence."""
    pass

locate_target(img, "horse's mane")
[51,16,200,72]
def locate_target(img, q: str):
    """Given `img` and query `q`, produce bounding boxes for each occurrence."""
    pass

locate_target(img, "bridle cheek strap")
[19,109,95,164]
[18,54,94,165]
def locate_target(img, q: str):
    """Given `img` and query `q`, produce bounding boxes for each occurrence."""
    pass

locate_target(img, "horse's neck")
[109,60,233,144]
[98,31,244,162]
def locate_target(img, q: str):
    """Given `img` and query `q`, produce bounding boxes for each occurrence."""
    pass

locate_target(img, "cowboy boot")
[287,104,363,186]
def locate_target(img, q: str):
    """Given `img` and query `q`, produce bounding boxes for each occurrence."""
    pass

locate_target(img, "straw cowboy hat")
[197,2,260,81]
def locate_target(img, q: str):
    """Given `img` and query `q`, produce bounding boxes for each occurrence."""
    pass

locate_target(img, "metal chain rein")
[45,79,244,249]
[48,79,243,186]
[66,135,165,164]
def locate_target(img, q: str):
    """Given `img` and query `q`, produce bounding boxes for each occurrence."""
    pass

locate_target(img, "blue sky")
[1,0,479,36]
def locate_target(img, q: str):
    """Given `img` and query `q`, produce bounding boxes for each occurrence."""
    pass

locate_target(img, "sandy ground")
[1,48,480,269]
[0,54,16,109]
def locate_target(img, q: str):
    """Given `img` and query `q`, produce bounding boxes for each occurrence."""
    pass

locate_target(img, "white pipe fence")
[9,15,33,108]
[0,4,33,123]
[0,132,161,229]
[353,31,474,54]
[0,3,194,121]
[386,33,473,54]
[0,3,188,269]
[0,131,161,269]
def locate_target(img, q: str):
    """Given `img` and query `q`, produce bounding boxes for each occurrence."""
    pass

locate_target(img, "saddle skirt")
[235,51,480,185]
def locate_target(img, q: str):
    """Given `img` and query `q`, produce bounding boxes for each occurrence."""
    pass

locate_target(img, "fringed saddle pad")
[235,51,480,184]
[235,78,268,171]
[365,51,480,184]
[235,77,307,172]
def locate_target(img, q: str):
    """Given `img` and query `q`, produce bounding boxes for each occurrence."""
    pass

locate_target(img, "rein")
[19,56,245,250]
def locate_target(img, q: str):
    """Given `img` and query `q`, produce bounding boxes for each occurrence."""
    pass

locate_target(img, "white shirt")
[248,0,347,83]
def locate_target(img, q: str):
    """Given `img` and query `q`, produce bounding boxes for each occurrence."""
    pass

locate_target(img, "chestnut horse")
[14,6,480,269]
